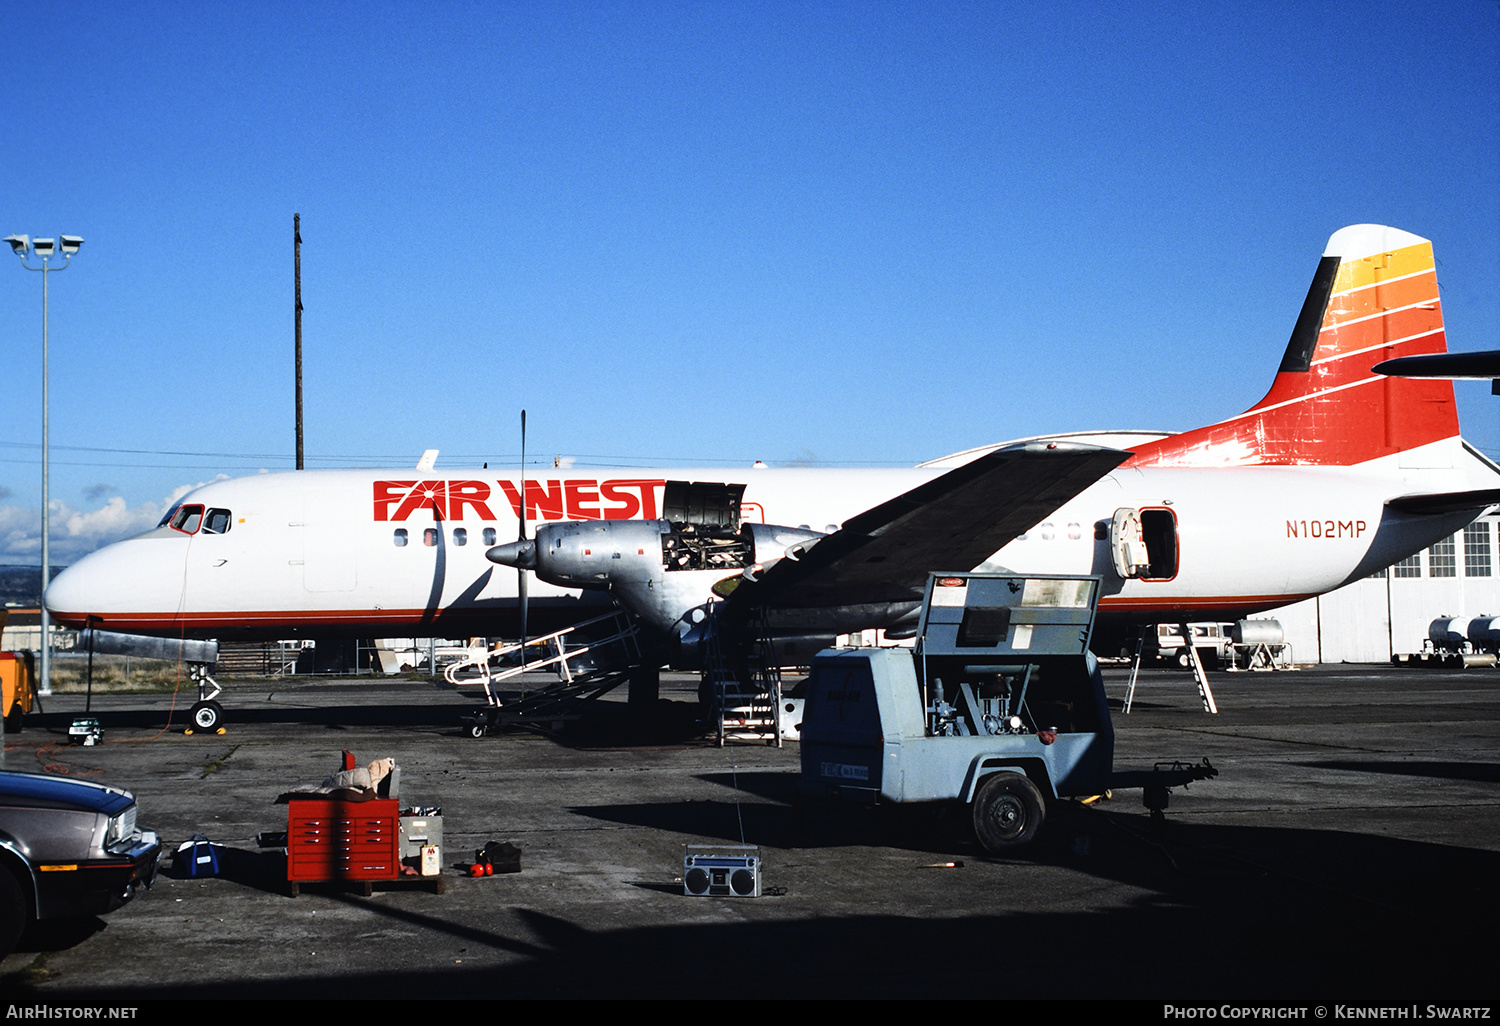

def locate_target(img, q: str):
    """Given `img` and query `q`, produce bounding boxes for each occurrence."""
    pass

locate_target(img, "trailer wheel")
[469,722,487,739]
[972,772,1045,853]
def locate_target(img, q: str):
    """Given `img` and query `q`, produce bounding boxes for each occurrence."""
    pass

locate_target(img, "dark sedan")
[0,770,160,956]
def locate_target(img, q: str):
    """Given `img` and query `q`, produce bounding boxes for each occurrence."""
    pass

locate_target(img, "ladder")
[703,607,783,747]
[1123,626,1218,714]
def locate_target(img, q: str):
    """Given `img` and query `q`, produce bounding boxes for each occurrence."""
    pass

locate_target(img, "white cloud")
[0,476,230,564]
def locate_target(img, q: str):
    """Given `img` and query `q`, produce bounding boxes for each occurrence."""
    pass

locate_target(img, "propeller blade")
[519,410,528,666]
[518,568,528,666]
[519,410,527,541]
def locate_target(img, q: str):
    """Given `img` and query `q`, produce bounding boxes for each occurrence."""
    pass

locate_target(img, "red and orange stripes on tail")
[1125,225,1457,468]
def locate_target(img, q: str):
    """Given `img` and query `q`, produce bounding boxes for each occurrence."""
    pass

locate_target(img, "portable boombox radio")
[683,844,761,897]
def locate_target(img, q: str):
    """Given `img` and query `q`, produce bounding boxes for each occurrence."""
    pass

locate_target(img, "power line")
[0,439,921,468]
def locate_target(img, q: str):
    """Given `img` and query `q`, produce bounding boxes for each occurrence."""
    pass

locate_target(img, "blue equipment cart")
[798,573,1215,853]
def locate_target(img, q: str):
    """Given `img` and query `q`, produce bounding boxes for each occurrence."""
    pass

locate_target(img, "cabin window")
[202,508,232,534]
[483,528,496,546]
[393,529,408,547]
[169,504,205,535]
[423,528,438,547]
[453,528,467,546]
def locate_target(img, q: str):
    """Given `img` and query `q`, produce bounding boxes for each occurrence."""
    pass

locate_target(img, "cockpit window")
[202,508,232,534]
[169,504,205,535]
[158,500,185,528]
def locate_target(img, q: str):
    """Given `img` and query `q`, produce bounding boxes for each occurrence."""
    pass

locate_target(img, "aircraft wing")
[1386,489,1500,516]
[726,441,1129,611]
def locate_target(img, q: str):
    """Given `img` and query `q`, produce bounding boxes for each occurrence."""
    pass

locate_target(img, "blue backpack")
[174,834,221,878]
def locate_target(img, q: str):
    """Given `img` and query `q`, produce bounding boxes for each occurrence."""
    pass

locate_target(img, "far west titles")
[374,479,665,522]
[1286,518,1366,539]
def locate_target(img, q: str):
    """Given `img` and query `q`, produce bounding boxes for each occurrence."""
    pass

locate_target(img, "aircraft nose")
[44,562,94,624]
[486,539,536,569]
[44,538,188,629]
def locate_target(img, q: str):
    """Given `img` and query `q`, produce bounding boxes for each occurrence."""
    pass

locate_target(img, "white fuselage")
[44,436,1497,651]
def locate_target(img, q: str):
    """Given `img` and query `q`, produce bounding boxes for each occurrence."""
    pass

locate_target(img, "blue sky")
[2,1,1497,564]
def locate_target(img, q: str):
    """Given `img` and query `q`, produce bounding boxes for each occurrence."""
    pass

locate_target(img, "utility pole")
[295,213,304,470]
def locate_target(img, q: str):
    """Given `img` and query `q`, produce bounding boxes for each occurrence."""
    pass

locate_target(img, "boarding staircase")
[702,607,784,747]
[449,610,643,734]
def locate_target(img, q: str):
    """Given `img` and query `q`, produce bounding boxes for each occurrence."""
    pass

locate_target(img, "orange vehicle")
[1,611,37,732]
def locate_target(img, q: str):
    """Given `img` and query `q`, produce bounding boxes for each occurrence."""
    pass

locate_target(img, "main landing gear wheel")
[971,772,1045,854]
[190,701,224,731]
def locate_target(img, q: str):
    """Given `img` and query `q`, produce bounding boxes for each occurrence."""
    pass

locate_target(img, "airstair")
[452,610,642,735]
[702,608,784,747]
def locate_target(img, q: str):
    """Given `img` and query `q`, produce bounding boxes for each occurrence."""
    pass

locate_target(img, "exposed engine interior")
[662,523,755,572]
[661,480,755,572]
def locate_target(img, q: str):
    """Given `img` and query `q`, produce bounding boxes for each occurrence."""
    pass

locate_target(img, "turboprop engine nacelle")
[487,519,827,634]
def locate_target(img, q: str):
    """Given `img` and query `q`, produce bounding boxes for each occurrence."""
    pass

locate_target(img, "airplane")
[44,224,1500,727]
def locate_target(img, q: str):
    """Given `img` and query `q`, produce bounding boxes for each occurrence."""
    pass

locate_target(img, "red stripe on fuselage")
[55,592,1320,634]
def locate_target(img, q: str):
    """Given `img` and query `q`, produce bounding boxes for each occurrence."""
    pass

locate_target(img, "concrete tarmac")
[2,663,1498,1001]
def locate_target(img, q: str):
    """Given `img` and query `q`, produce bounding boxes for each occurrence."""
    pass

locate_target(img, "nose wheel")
[190,700,224,731]
[185,662,224,732]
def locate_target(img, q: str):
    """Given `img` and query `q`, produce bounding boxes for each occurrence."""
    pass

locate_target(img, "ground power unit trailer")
[798,573,1216,853]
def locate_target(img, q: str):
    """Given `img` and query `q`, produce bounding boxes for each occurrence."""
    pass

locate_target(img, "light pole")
[5,233,83,697]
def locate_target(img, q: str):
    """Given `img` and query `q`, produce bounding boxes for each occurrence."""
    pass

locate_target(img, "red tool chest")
[285,798,399,896]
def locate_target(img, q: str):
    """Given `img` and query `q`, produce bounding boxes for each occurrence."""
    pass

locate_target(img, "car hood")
[0,771,136,816]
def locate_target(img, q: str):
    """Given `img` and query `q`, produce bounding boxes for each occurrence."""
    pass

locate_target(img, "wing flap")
[728,442,1128,611]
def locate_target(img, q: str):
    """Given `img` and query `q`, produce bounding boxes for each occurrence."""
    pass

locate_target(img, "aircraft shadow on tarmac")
[1295,759,1500,783]
[26,704,469,732]
[13,816,1499,1000]
[572,769,1500,905]
[570,769,981,855]
[7,763,1500,999]
[20,693,713,745]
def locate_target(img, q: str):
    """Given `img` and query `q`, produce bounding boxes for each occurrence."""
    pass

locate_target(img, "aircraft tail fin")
[1125,225,1458,468]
